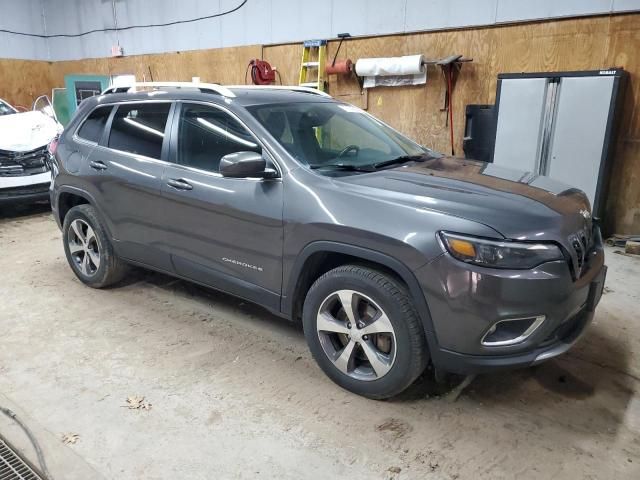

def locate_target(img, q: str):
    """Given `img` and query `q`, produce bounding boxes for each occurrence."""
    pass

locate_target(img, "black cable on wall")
[0,0,248,39]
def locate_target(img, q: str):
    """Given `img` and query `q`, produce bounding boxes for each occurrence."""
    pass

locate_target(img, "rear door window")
[108,103,171,159]
[77,106,112,143]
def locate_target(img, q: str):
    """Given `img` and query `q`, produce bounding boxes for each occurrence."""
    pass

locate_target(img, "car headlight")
[439,232,564,269]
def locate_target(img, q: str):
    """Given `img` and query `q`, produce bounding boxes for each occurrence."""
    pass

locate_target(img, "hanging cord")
[447,65,455,156]
[0,0,248,38]
[111,0,119,46]
[244,63,251,85]
[0,406,54,480]
[332,37,345,66]
[331,33,351,67]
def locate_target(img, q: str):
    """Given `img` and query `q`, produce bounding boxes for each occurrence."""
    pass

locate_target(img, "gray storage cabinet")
[492,69,627,219]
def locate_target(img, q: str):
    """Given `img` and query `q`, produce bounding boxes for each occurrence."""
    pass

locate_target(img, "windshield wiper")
[309,154,430,172]
[372,154,429,169]
[308,163,375,172]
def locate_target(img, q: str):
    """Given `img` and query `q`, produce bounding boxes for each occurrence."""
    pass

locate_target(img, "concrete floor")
[1,204,639,480]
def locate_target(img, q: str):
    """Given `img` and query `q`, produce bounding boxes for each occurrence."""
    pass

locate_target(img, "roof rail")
[226,85,332,98]
[101,82,236,98]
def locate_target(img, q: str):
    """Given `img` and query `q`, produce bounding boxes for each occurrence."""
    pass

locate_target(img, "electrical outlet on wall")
[111,45,124,57]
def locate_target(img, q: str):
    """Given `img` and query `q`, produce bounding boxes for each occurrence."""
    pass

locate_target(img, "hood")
[335,157,592,241]
[0,111,62,152]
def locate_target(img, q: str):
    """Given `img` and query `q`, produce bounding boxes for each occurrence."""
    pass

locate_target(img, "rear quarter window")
[77,106,113,143]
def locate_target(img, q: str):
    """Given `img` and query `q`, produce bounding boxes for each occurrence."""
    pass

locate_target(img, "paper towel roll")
[355,55,425,77]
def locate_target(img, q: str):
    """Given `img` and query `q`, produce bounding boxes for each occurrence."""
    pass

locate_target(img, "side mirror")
[219,151,276,178]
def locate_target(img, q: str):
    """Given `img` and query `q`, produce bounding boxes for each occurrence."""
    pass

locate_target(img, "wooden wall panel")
[0,59,52,109]
[262,44,299,86]
[47,45,263,87]
[487,18,612,87]
[0,13,639,233]
[604,15,640,233]
[265,29,495,154]
[265,14,640,234]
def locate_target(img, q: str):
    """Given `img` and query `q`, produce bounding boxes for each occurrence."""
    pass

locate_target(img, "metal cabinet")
[492,69,627,218]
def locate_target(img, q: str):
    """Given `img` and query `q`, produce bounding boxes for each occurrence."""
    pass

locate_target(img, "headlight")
[439,232,564,269]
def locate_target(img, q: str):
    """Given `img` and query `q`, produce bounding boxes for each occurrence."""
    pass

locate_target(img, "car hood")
[334,157,592,241]
[0,111,62,152]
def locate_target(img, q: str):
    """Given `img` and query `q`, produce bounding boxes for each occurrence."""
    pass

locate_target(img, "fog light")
[481,315,545,346]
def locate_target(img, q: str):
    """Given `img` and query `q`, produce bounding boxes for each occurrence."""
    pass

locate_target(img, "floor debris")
[61,433,79,445]
[444,374,477,402]
[124,396,152,411]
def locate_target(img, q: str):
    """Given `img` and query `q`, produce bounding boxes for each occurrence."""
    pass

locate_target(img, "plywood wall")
[604,15,640,235]
[47,45,263,87]
[0,59,53,109]
[263,14,640,234]
[0,13,638,233]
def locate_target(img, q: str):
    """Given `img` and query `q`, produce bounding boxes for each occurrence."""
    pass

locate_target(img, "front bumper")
[416,233,606,375]
[0,171,51,204]
[429,299,598,374]
[0,182,50,204]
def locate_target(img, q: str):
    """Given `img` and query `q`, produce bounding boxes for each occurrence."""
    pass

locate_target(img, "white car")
[0,96,62,204]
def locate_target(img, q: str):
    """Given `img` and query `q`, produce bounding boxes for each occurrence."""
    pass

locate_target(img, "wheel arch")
[56,187,114,241]
[283,241,438,346]
[57,188,91,226]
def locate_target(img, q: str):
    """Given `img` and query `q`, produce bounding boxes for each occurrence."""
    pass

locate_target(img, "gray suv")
[50,82,607,399]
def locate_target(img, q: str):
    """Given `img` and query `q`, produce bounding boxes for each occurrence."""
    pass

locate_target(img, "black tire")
[302,265,429,399]
[62,204,128,288]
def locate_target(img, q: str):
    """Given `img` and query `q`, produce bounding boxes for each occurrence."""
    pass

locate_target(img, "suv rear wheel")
[62,204,128,288]
[302,265,428,399]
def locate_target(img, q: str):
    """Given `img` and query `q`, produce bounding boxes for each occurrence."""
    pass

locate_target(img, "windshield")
[248,102,440,173]
[0,100,17,116]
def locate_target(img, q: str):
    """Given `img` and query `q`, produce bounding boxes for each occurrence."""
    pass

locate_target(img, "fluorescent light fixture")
[123,117,165,137]
[196,117,258,148]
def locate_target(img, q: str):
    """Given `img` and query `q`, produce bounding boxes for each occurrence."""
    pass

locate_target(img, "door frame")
[161,99,286,310]
[166,100,284,176]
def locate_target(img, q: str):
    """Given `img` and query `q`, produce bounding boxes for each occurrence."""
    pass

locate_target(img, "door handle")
[167,178,193,191]
[89,160,107,171]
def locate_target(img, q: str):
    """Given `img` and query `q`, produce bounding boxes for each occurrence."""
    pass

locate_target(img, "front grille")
[571,235,587,271]
[0,436,44,480]
[0,147,50,177]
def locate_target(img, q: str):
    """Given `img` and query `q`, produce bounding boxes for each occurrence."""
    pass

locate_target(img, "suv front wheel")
[62,204,128,288]
[302,265,429,399]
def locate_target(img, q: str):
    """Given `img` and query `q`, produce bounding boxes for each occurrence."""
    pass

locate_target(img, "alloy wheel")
[67,219,101,276]
[316,289,397,381]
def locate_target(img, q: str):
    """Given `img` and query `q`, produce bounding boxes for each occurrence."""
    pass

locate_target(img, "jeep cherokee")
[50,83,607,399]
